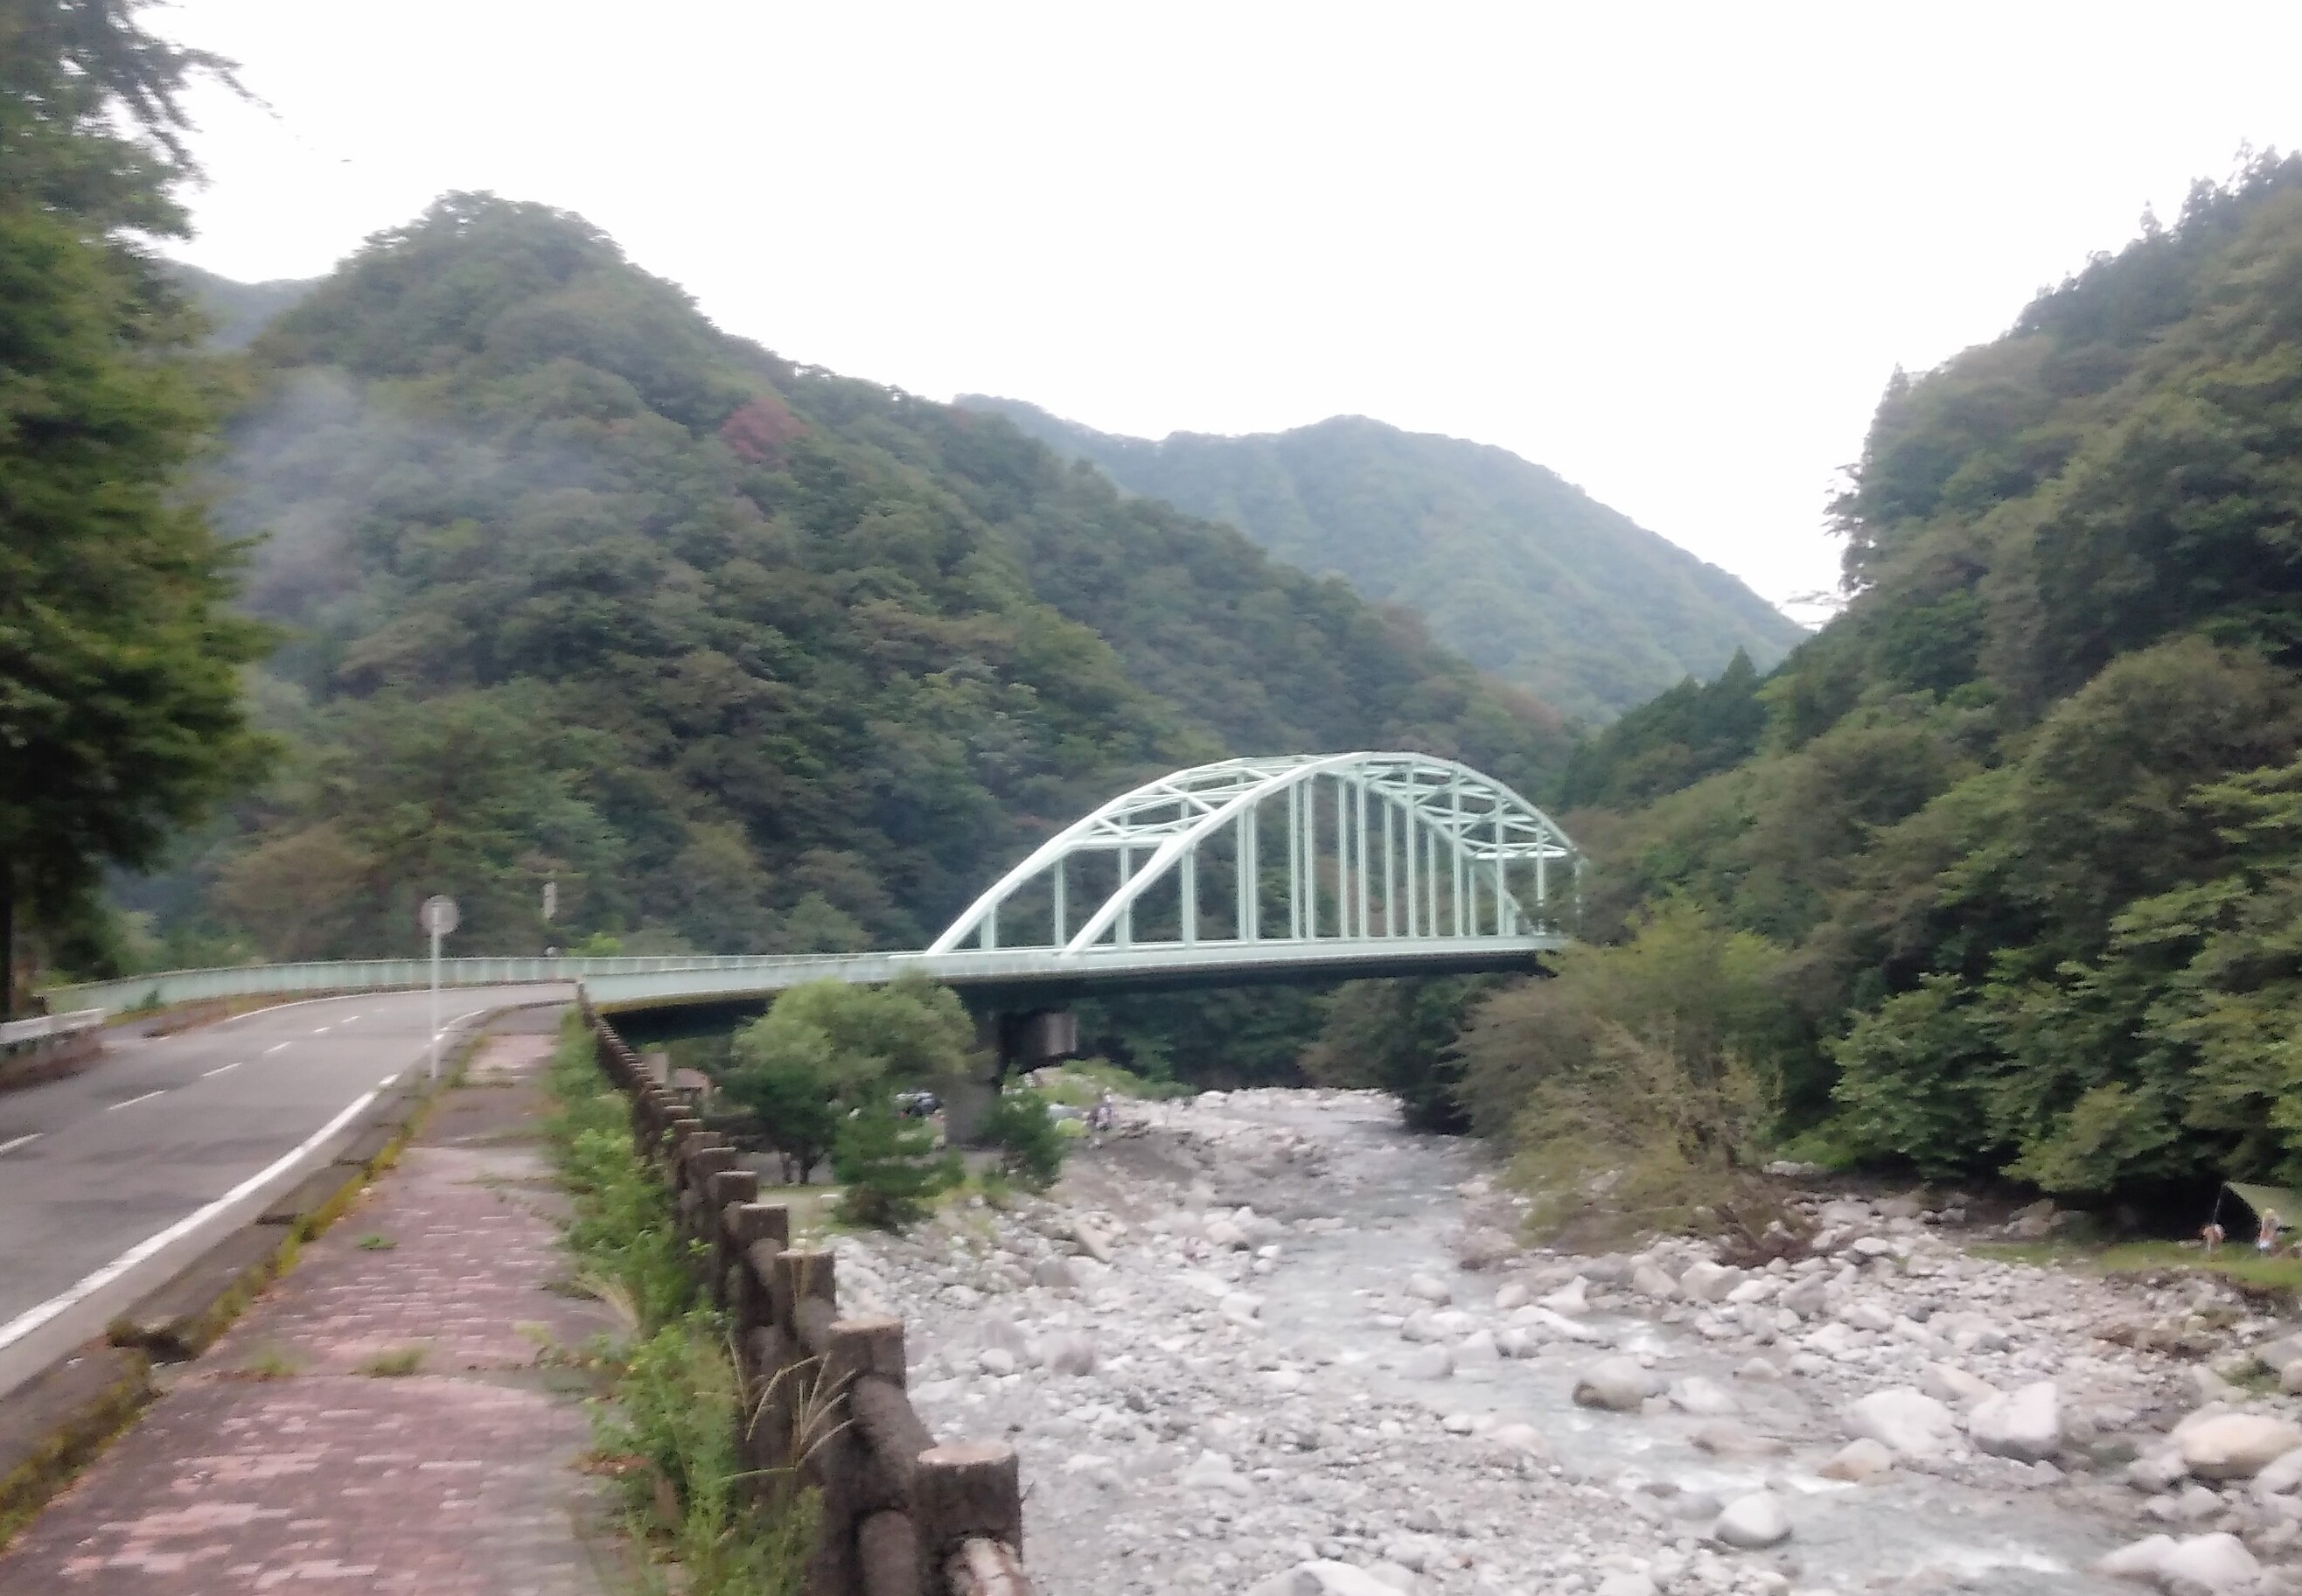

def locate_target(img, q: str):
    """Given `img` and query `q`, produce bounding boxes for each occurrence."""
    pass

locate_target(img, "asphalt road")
[0,984,569,1397]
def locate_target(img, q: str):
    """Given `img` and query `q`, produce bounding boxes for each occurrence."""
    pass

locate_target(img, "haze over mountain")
[959,398,1808,722]
[143,193,1568,973]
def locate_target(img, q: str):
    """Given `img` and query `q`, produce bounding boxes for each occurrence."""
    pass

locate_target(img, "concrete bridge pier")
[947,1008,1078,1144]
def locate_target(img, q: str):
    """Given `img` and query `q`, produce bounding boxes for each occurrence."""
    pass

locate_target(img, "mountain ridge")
[959,395,1807,721]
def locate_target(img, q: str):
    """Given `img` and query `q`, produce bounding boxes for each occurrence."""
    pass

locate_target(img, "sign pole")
[418,895,458,1085]
[429,920,442,1084]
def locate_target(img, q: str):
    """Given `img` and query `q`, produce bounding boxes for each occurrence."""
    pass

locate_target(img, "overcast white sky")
[162,2,2302,623]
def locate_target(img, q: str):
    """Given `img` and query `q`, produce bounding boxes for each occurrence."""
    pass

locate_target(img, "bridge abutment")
[949,1008,1078,1143]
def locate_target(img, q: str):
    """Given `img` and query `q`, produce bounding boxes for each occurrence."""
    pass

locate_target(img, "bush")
[832,1103,961,1229]
[982,1088,1065,1192]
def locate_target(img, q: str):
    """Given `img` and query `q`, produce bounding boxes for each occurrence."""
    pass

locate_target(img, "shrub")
[982,1088,1065,1192]
[832,1103,960,1229]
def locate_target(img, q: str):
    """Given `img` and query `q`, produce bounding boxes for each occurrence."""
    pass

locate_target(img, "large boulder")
[1574,1356,1662,1411]
[2095,1533,2177,1583]
[1713,1491,1792,1549]
[2179,1412,2302,1481]
[1967,1380,2061,1463]
[2157,1532,2262,1593]
[1399,1344,1454,1381]
[1845,1387,1961,1460]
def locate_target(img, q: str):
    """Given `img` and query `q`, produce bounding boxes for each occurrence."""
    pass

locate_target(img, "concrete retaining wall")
[580,999,1036,1596]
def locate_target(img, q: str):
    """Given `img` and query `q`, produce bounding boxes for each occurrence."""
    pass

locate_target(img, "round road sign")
[420,895,460,937]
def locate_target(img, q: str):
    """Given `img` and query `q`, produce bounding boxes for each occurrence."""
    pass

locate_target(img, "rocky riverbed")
[826,1087,2302,1596]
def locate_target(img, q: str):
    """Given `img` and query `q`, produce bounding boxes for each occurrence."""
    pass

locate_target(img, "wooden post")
[913,1442,1023,1592]
[860,1510,922,1596]
[707,1168,757,1307]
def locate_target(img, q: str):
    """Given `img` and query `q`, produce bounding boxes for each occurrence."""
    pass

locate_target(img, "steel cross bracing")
[925,752,1580,958]
[45,754,1580,1018]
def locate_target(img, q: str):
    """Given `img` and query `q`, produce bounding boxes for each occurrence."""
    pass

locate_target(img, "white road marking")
[107,1090,166,1111]
[0,1134,41,1156]
[202,1063,242,1078]
[263,1042,289,1055]
[312,1025,331,1034]
[0,1087,383,1353]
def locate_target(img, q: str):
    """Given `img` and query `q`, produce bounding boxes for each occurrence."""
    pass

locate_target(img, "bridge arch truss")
[927,752,1580,959]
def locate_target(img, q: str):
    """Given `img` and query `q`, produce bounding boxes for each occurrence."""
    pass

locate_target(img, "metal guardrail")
[0,1009,103,1048]
[42,955,860,1018]
[42,934,1570,1019]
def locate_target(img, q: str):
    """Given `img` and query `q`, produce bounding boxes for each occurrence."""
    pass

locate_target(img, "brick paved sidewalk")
[0,1013,624,1595]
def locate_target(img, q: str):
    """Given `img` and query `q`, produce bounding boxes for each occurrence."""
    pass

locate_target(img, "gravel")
[819,1085,2302,1594]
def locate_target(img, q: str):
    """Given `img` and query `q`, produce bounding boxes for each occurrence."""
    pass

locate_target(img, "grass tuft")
[356,1346,426,1377]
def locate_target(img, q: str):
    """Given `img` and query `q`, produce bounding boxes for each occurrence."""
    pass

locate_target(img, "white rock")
[1845,1387,1961,1459]
[1245,1562,1406,1596]
[1219,1291,1263,1324]
[1630,1263,1681,1300]
[1040,1331,1097,1376]
[2157,1532,2261,1593]
[1538,1276,1590,1314]
[1496,1328,1542,1360]
[1488,1421,1549,1459]
[1595,1574,1658,1596]
[1399,1344,1454,1381]
[1031,1255,1077,1290]
[1454,1329,1500,1367]
[2250,1446,2302,1500]
[2094,1532,2177,1582]
[1680,1261,1744,1302]
[2129,1450,2193,1492]
[1491,1281,1530,1311]
[2180,1412,2302,1481]
[1920,1361,1999,1407]
[1819,1437,1895,1482]
[1406,1273,1453,1305]
[976,1347,1016,1376]
[1668,1376,1743,1417]
[1574,1356,1661,1411]
[1179,1448,1252,1497]
[1836,1300,1895,1333]
[1713,1491,1792,1549]
[1967,1380,2061,1463]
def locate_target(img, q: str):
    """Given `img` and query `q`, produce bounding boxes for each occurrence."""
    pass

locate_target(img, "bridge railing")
[43,954,862,1018]
[582,999,1035,1595]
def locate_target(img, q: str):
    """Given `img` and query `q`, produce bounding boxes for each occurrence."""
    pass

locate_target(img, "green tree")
[981,1086,1065,1191]
[722,976,980,1186]
[832,1103,960,1229]
[0,2,269,1012]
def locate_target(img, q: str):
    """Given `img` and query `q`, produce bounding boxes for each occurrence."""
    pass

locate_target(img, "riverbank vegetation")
[1463,151,2302,1220]
[543,1020,814,1596]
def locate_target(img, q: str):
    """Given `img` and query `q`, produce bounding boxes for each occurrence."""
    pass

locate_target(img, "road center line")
[107,1090,166,1112]
[263,1042,289,1055]
[0,1087,382,1354]
[0,1133,41,1156]
[312,1025,331,1034]
[202,1062,242,1078]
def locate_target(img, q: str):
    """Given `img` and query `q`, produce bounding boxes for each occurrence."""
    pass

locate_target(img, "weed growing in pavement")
[241,1344,301,1380]
[542,1015,816,1596]
[355,1234,396,1251]
[357,1346,425,1377]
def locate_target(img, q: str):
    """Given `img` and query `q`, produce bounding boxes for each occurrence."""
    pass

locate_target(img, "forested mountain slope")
[1537,153,2302,1202]
[959,397,1806,721]
[150,193,1568,965]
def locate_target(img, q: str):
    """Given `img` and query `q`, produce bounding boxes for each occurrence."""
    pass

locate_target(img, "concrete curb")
[0,1342,149,1543]
[0,1023,486,1551]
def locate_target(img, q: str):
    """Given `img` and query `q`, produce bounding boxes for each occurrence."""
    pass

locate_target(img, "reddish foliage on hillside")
[719,394,806,464]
